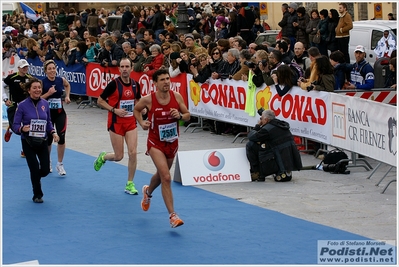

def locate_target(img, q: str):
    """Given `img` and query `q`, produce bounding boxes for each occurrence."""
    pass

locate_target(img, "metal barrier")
[334,88,397,105]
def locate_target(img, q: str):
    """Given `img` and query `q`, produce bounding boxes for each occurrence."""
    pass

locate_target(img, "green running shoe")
[125,182,138,195]
[94,152,106,171]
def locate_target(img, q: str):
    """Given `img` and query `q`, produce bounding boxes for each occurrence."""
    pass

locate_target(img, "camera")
[260,59,268,67]
[244,61,256,69]
[257,107,265,116]
[306,81,318,92]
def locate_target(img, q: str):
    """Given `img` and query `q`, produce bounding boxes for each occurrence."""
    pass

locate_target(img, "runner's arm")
[174,92,190,122]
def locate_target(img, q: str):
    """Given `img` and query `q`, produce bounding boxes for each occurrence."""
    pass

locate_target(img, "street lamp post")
[176,3,189,35]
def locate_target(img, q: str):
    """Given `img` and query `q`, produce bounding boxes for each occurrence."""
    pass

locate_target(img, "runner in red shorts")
[94,58,144,195]
[134,69,190,228]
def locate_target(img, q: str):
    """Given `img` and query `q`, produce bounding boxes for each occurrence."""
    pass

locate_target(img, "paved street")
[21,101,398,241]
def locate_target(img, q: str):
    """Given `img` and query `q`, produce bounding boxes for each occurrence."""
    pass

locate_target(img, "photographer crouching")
[246,109,302,182]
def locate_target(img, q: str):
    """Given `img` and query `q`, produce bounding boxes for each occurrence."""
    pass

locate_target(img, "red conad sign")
[85,63,188,106]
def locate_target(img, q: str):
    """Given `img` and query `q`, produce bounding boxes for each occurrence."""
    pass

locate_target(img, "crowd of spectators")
[2,2,397,134]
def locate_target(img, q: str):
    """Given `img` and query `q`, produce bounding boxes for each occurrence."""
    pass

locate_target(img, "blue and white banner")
[20,2,41,22]
[26,57,87,95]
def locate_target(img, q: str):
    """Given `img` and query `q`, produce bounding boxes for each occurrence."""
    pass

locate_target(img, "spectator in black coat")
[102,39,124,67]
[121,6,133,33]
[152,4,166,41]
[237,3,256,44]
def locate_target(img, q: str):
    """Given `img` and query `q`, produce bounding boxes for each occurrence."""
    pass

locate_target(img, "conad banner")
[188,78,331,144]
[330,93,397,166]
[85,63,188,106]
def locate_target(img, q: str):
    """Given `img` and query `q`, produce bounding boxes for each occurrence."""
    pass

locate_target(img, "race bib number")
[159,122,178,143]
[48,98,62,109]
[29,119,46,137]
[119,100,134,117]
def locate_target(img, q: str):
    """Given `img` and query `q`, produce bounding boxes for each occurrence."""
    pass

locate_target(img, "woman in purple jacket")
[12,78,60,203]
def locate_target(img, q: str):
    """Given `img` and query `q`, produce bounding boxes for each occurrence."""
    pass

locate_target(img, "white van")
[349,20,397,64]
[2,3,19,15]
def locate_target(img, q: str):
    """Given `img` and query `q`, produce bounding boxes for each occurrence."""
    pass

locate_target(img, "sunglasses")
[213,52,220,55]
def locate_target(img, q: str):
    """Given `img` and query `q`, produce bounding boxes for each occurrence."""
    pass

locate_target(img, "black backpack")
[321,149,350,174]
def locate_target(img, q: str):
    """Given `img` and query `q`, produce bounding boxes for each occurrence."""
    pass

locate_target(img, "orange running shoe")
[4,126,12,142]
[141,185,151,211]
[169,212,184,228]
[20,151,26,158]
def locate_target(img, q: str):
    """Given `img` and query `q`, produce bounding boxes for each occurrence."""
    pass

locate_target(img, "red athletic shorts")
[108,121,137,136]
[147,138,178,159]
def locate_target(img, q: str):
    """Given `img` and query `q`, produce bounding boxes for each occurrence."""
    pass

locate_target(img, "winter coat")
[248,118,303,175]
[56,13,68,32]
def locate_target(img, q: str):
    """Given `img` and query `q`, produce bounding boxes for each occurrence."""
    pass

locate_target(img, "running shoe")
[20,151,25,158]
[124,182,138,195]
[141,185,151,211]
[4,126,12,142]
[94,151,106,171]
[56,163,66,176]
[169,212,184,228]
[33,198,44,203]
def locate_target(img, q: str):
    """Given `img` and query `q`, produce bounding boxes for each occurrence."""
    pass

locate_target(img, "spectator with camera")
[246,109,302,182]
[102,39,124,67]
[252,49,273,87]
[298,55,335,92]
[169,52,183,78]
[33,31,56,61]
[191,53,212,83]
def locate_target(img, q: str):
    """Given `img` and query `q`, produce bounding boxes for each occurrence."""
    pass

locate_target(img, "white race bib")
[159,122,178,143]
[48,98,62,109]
[29,119,46,137]
[119,100,134,117]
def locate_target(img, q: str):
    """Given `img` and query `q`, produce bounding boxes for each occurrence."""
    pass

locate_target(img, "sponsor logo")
[203,151,225,171]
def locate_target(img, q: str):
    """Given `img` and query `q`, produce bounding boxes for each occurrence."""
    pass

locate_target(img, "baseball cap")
[17,59,29,68]
[354,45,365,53]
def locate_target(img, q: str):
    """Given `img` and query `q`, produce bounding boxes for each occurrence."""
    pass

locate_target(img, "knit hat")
[184,33,194,40]
[289,3,298,10]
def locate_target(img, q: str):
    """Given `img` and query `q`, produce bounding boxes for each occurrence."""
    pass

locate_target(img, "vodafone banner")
[330,93,397,166]
[188,78,331,144]
[85,63,188,106]
[173,148,251,186]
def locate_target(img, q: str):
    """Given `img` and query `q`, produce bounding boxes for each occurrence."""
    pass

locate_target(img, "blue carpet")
[1,131,384,265]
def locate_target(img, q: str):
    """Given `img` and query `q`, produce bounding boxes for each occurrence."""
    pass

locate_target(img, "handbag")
[313,31,321,44]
